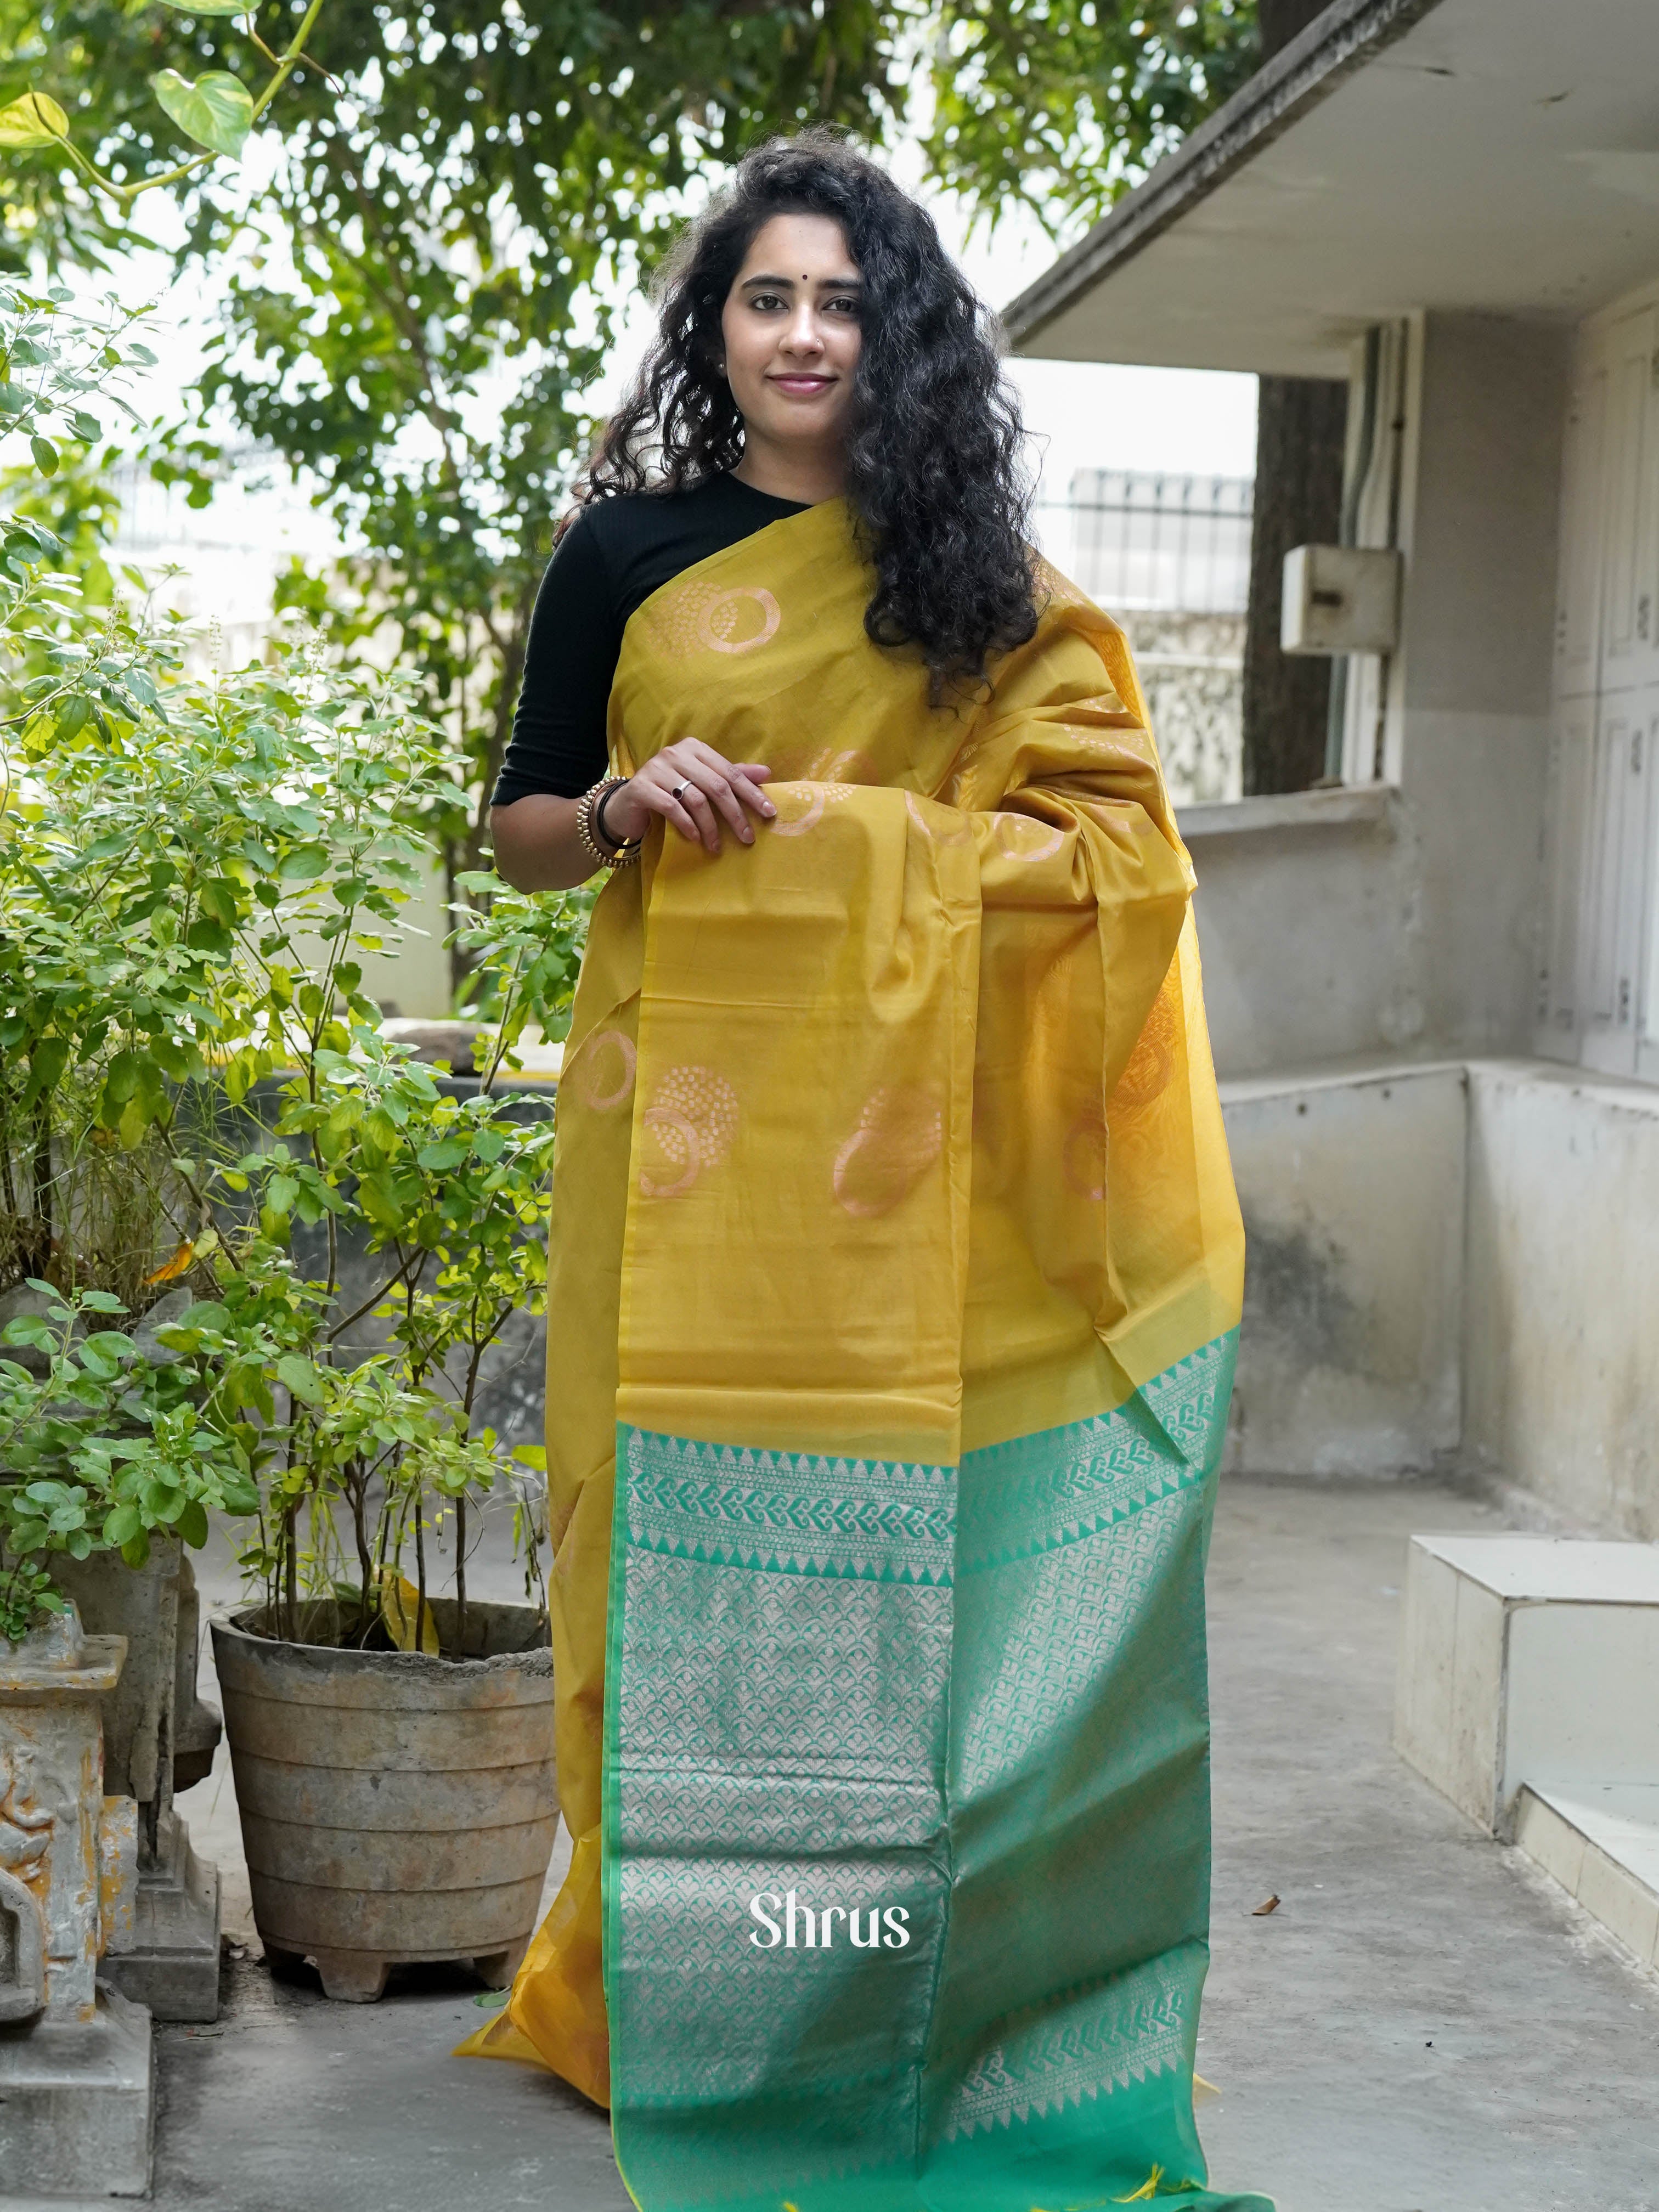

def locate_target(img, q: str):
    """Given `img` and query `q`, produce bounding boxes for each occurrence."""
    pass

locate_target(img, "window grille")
[1035,470,1255,615]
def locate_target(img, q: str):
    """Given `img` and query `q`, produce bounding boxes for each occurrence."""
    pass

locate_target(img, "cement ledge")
[1466,1054,1659,1125]
[1217,1050,1659,1116]
[1219,1052,1465,1105]
[1182,782,1397,843]
[1001,0,1443,350]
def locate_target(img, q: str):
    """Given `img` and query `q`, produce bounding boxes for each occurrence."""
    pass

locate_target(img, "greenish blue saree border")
[957,1333,1237,1573]
[620,1429,956,1584]
[603,1329,1272,2212]
[602,1440,632,2202]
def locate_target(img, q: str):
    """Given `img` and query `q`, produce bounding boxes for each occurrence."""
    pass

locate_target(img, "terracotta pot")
[211,1597,555,2002]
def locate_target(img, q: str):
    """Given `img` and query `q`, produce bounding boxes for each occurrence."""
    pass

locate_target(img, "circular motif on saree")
[638,1107,702,1199]
[698,585,781,656]
[993,812,1065,865]
[808,746,866,782]
[833,1084,944,1218]
[573,1028,636,1112]
[1110,969,1181,1116]
[771,782,856,837]
[638,1064,739,1198]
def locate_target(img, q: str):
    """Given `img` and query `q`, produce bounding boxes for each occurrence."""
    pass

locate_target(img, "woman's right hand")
[605,738,776,856]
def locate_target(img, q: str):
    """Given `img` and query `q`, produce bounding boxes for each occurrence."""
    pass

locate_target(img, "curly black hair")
[582,131,1039,698]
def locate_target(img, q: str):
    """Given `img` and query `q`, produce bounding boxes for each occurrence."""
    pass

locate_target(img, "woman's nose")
[780,307,824,356]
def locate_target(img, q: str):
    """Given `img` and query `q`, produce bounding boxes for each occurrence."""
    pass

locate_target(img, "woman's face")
[719,213,862,460]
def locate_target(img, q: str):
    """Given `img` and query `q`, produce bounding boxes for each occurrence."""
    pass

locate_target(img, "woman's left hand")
[605,738,776,856]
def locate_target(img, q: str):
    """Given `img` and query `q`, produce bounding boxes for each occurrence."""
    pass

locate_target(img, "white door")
[1555,347,1609,703]
[1635,696,1659,1083]
[1579,692,1652,1077]
[1595,304,1659,702]
[1534,693,1595,1059]
[1544,282,1659,1080]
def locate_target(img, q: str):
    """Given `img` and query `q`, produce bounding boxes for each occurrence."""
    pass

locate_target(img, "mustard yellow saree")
[462,499,1265,2212]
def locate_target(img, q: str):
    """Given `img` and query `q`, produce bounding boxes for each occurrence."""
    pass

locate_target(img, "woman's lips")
[769,374,834,393]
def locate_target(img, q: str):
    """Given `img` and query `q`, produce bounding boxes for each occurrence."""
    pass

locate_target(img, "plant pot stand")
[264,1929,531,2004]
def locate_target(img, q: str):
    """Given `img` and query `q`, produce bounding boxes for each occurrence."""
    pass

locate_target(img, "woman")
[465,132,1267,2212]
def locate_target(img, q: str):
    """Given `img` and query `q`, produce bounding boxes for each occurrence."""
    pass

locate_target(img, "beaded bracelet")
[576,776,643,871]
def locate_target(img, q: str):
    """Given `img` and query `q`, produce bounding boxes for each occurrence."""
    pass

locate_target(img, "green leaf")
[103,1503,142,1548]
[176,1499,209,1549]
[78,1331,134,1379]
[30,435,57,477]
[149,67,253,160]
[416,1137,469,1172]
[278,843,329,882]
[0,92,69,148]
[157,0,253,13]
[121,1531,152,1570]
[198,876,242,927]
[275,1353,325,1406]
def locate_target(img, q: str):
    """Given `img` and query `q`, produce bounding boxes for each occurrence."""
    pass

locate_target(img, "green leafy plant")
[0,1280,267,1643]
[0,280,585,1649]
[229,1022,559,1651]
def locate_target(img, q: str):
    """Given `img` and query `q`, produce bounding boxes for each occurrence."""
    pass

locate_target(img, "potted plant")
[207,1006,566,2001]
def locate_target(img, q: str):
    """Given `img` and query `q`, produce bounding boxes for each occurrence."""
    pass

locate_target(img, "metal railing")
[1035,469,1255,615]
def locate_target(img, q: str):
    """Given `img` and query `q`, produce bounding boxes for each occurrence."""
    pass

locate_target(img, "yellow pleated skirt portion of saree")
[460,499,1266,2212]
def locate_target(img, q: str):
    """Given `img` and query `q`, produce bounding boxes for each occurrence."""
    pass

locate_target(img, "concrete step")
[1515,1782,1659,1970]
[1394,1533,1659,1832]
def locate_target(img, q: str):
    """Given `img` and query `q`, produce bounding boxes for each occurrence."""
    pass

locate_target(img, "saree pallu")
[461,499,1267,2212]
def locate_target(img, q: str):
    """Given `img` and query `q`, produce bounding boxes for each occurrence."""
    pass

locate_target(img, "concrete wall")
[1464,1060,1659,1538]
[1187,789,1416,1077]
[1220,1061,1466,1477]
[1182,310,1568,1084]
[1217,1051,1659,1536]
[1390,312,1568,1058]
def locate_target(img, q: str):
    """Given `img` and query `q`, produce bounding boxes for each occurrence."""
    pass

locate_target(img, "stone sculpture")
[0,1601,152,2198]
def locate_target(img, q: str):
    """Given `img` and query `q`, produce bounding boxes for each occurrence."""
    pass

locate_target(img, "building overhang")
[1004,0,1659,377]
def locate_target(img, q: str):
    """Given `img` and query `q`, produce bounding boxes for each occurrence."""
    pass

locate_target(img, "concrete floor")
[146,1481,1659,2212]
[1198,1483,1659,2211]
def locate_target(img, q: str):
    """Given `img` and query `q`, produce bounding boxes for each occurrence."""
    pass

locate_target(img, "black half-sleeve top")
[490,473,808,808]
